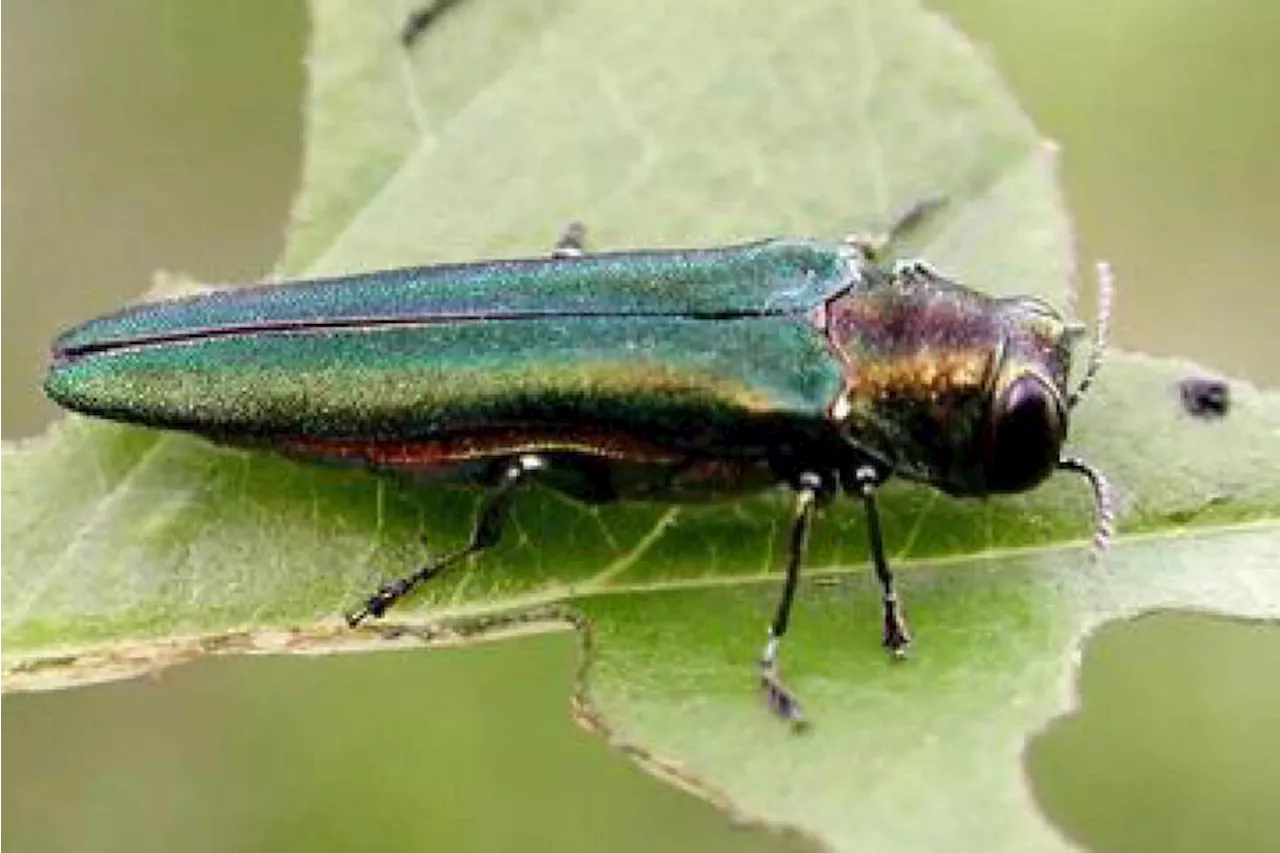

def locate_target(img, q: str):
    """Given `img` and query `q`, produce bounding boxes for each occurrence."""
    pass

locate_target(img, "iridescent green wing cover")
[54,239,846,349]
[47,239,852,448]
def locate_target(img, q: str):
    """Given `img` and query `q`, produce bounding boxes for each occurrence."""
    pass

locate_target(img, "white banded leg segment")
[759,472,824,725]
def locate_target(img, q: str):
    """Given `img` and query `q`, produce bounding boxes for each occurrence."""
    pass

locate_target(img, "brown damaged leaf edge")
[1,610,574,693]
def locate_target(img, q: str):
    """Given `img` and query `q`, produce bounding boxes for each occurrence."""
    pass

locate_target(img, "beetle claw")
[882,596,912,659]
[759,664,809,729]
[345,583,405,627]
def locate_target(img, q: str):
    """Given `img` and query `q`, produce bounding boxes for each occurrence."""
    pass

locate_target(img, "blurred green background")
[3,1,1278,851]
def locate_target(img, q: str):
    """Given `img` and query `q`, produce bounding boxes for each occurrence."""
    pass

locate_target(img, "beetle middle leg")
[854,465,911,655]
[346,454,547,626]
[759,471,829,725]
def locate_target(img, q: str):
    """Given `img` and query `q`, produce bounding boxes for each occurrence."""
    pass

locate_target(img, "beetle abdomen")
[260,427,786,502]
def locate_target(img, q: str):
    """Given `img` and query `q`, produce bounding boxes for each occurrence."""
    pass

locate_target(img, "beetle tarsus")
[345,586,396,627]
[759,634,807,726]
[759,659,808,728]
[346,561,447,626]
[881,594,911,658]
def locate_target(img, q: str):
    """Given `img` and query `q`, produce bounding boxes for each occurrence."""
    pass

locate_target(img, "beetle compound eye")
[986,374,1064,492]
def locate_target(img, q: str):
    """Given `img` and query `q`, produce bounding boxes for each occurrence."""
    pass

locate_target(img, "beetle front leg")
[346,454,546,626]
[759,471,826,725]
[854,465,911,656]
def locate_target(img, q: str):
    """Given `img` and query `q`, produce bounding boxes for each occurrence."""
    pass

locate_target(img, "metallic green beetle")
[45,219,1113,722]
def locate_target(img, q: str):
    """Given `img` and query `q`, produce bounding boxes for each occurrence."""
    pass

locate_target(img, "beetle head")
[827,259,1111,524]
[828,258,1116,555]
[976,261,1113,498]
[974,296,1080,493]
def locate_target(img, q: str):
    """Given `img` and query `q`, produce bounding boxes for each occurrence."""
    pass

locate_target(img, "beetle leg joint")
[854,464,881,493]
[796,471,824,493]
[760,634,780,668]
[517,453,547,473]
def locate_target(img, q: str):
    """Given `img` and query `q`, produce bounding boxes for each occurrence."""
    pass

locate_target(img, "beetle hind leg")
[759,472,828,727]
[346,454,546,626]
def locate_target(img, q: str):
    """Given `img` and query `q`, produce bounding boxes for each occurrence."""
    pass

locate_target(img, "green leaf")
[4,0,1278,850]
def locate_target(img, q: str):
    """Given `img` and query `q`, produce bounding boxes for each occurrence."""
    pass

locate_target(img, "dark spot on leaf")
[1178,376,1230,419]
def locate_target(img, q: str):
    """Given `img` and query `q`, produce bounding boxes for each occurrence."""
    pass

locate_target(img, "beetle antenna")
[1058,456,1114,555]
[1068,261,1113,408]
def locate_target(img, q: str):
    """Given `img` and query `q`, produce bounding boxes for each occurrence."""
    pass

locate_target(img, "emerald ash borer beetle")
[44,208,1115,722]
